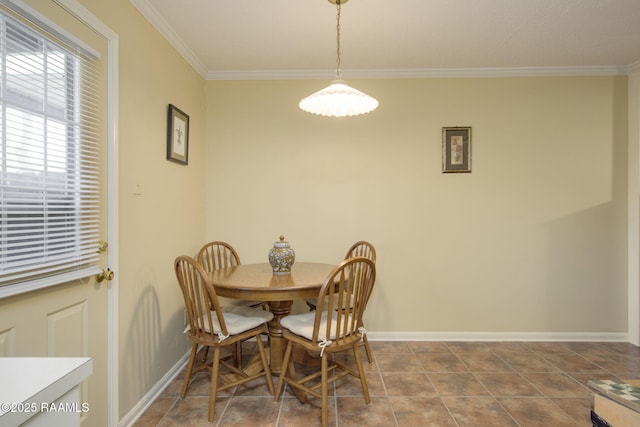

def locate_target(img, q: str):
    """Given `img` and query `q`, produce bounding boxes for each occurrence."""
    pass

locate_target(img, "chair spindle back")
[197,241,241,274]
[312,257,376,346]
[345,241,376,263]
[175,255,228,342]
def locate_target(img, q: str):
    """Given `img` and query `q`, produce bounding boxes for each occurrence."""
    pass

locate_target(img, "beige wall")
[80,0,206,418]
[205,76,628,334]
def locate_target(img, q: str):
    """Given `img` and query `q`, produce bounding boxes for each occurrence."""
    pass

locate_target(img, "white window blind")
[0,5,101,291]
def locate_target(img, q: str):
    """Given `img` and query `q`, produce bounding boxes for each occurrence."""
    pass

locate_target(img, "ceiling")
[132,0,640,80]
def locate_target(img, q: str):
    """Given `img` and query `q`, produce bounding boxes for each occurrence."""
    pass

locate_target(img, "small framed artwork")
[167,104,189,165]
[442,126,471,173]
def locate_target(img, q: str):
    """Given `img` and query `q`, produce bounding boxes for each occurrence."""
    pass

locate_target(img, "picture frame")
[167,104,189,165]
[442,126,471,173]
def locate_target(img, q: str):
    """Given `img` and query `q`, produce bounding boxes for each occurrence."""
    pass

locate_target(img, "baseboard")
[366,331,629,342]
[119,350,191,427]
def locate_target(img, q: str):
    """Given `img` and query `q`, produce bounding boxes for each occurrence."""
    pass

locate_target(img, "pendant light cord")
[336,1,342,78]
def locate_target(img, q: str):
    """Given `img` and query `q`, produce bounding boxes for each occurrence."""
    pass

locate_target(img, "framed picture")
[442,126,471,173]
[167,104,189,165]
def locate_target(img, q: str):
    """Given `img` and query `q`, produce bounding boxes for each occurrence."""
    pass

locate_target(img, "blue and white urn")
[268,235,295,274]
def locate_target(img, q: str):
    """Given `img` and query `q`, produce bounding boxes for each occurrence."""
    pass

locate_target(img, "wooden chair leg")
[209,347,221,423]
[256,336,275,395]
[232,342,243,368]
[274,340,294,401]
[352,343,371,404]
[181,343,198,398]
[321,354,329,427]
[362,334,373,363]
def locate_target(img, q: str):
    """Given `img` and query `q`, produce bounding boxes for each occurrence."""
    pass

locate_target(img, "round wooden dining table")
[209,262,336,374]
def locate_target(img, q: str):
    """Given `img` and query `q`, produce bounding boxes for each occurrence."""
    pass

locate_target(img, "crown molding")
[129,0,207,78]
[206,65,631,80]
[628,60,640,74]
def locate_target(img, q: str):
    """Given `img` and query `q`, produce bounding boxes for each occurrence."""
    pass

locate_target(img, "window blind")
[0,5,101,290]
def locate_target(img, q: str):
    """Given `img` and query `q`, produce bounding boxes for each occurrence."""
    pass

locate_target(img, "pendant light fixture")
[299,0,378,117]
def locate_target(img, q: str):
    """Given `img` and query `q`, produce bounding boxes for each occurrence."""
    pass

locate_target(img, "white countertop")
[0,357,92,426]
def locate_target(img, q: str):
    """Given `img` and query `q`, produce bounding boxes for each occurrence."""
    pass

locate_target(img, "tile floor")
[133,340,640,426]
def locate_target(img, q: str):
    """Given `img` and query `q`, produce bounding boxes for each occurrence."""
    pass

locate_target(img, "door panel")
[0,279,108,424]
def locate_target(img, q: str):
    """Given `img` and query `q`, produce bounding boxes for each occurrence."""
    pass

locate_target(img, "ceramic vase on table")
[268,236,295,274]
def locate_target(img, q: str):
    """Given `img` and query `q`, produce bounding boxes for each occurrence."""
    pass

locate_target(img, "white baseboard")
[119,350,191,427]
[367,331,629,342]
[118,330,630,425]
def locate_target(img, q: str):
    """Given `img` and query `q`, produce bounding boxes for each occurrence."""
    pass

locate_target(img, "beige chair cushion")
[281,310,353,341]
[186,305,273,336]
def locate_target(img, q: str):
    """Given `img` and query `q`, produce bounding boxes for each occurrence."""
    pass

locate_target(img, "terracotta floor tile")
[569,372,623,388]
[475,372,542,397]
[278,396,336,427]
[380,372,437,397]
[337,397,396,426]
[183,372,235,398]
[216,396,280,427]
[407,341,452,353]
[233,376,276,397]
[132,397,175,427]
[456,352,515,372]
[389,396,457,427]
[499,352,561,373]
[417,352,467,372]
[586,353,640,376]
[441,396,518,426]
[369,341,412,353]
[541,353,607,374]
[427,372,490,396]
[498,397,580,426]
[446,341,492,353]
[525,342,577,355]
[157,396,228,426]
[484,342,535,355]
[375,353,424,372]
[333,351,379,372]
[551,397,592,425]
[567,342,640,357]
[158,377,184,398]
[333,371,386,397]
[521,372,592,398]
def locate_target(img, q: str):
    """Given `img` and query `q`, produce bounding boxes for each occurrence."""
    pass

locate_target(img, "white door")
[0,272,111,425]
[0,1,116,425]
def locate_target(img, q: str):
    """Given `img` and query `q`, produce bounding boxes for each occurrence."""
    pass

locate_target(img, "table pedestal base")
[267,300,293,374]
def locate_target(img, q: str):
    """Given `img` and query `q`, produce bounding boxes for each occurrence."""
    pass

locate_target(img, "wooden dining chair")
[197,240,241,271]
[197,241,267,309]
[174,255,275,422]
[275,257,376,427]
[306,241,377,362]
[197,241,266,365]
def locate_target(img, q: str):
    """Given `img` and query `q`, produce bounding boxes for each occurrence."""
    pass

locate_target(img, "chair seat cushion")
[221,306,273,335]
[186,305,273,336]
[281,310,353,341]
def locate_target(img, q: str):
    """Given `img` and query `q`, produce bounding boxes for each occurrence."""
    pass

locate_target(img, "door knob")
[96,268,114,283]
